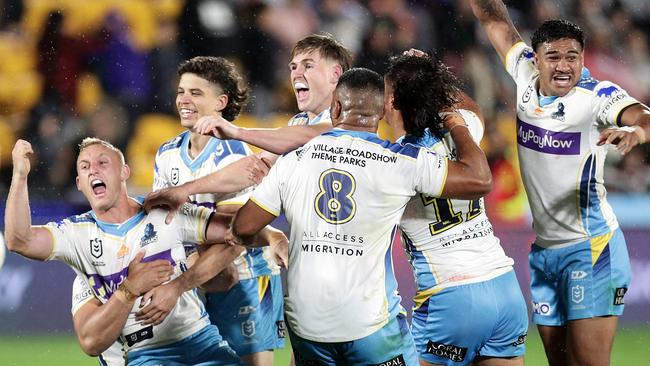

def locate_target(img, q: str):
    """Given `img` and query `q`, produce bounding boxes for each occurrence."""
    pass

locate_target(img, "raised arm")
[144,155,271,224]
[194,115,332,154]
[441,113,492,199]
[73,252,173,356]
[470,0,523,63]
[4,140,55,260]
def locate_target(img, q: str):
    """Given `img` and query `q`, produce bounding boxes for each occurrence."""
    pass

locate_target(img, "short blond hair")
[78,137,125,164]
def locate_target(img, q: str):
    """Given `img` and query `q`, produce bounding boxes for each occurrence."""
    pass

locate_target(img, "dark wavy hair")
[385,54,461,139]
[177,56,249,121]
[532,19,585,52]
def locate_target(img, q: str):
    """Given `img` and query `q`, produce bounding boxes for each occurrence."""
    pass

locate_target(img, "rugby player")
[470,1,650,364]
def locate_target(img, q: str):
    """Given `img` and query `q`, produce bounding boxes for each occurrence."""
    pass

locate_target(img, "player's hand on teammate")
[135,280,183,326]
[403,48,429,58]
[194,115,240,140]
[246,154,272,184]
[598,126,645,155]
[11,140,35,179]
[144,186,191,224]
[126,251,174,296]
[268,234,289,269]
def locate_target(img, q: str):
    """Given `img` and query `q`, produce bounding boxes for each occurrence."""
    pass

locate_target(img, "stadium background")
[0,0,649,364]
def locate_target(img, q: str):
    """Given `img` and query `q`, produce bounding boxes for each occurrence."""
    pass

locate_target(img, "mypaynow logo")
[517,119,581,155]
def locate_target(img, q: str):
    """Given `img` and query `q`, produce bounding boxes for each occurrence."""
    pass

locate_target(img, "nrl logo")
[90,238,103,259]
[171,167,180,185]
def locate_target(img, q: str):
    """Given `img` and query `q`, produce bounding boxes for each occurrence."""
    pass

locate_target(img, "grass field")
[0,327,648,365]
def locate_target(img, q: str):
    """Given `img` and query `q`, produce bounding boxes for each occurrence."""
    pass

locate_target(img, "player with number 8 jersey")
[228,68,493,365]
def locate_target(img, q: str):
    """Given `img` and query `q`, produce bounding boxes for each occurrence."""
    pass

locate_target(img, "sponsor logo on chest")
[517,119,581,155]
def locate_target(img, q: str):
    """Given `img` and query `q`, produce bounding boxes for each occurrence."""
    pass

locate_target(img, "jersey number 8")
[314,169,357,224]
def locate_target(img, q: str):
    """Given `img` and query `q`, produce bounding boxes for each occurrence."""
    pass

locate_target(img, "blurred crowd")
[0,0,649,224]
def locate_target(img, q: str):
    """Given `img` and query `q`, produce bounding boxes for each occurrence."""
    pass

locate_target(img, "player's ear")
[121,164,131,181]
[331,99,342,121]
[75,176,81,191]
[214,94,228,113]
[331,64,343,83]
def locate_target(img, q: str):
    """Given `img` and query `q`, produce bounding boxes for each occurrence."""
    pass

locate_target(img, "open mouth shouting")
[552,73,572,88]
[295,81,309,103]
[91,178,107,196]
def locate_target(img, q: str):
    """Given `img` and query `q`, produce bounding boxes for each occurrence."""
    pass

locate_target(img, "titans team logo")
[551,102,565,121]
[90,238,103,259]
[140,223,158,247]
[171,167,179,185]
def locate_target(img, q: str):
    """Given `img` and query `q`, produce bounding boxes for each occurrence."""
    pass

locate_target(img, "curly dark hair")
[291,33,353,72]
[385,54,461,139]
[532,19,585,52]
[177,56,249,121]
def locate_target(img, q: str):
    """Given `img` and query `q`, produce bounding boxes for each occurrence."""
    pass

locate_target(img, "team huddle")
[5,1,649,366]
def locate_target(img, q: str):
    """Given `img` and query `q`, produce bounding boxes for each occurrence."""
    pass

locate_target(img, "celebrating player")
[5,138,284,365]
[384,53,528,366]
[470,1,650,364]
[227,68,492,365]
[150,56,285,366]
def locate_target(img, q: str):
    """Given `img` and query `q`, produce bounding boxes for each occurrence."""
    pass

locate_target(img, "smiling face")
[176,73,225,129]
[76,144,128,212]
[289,50,342,118]
[535,38,584,97]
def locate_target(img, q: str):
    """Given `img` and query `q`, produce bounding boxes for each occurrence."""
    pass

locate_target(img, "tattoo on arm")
[474,0,521,44]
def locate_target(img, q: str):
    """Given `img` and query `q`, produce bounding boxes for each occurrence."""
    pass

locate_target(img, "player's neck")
[188,132,213,159]
[92,194,141,224]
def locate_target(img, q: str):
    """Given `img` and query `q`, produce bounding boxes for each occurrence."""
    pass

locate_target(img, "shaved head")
[331,68,384,131]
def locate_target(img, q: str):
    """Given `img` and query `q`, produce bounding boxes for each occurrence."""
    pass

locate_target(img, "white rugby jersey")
[286,108,331,126]
[506,42,639,247]
[44,198,212,352]
[71,275,125,366]
[154,130,278,279]
[399,110,514,306]
[251,129,448,342]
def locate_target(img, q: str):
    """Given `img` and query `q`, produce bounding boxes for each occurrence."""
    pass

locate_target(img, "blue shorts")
[412,270,528,365]
[288,313,419,366]
[205,274,285,356]
[126,325,242,366]
[529,228,631,326]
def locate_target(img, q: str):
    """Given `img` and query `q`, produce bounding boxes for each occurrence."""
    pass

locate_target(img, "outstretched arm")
[144,155,271,224]
[4,140,54,260]
[470,0,523,63]
[194,115,332,154]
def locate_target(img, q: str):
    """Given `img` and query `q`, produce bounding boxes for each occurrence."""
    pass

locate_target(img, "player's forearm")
[446,125,492,199]
[231,201,276,246]
[173,244,243,292]
[5,175,35,254]
[183,157,258,196]
[238,124,331,154]
[251,225,285,248]
[470,0,522,61]
[75,293,132,356]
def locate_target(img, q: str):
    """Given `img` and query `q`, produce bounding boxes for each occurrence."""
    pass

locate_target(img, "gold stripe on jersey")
[258,274,270,301]
[413,287,444,311]
[249,197,280,217]
[590,231,614,266]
